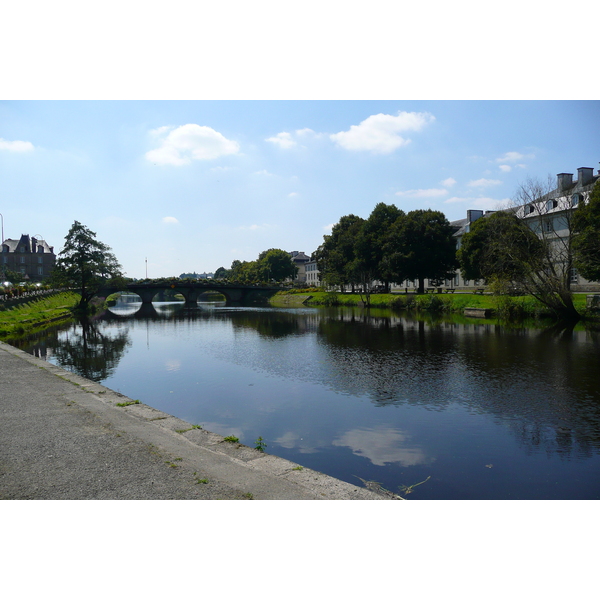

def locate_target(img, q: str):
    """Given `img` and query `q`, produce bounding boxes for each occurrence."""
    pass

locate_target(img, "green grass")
[223,435,240,443]
[285,289,592,319]
[116,400,140,407]
[0,292,80,339]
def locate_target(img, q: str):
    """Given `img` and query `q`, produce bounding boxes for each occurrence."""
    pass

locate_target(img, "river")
[14,298,600,499]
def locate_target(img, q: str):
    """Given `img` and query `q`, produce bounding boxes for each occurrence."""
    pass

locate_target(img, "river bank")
[274,289,592,319]
[0,292,79,340]
[0,340,390,499]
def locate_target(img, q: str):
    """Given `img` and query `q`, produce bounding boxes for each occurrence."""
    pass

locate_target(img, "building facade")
[1,234,56,282]
[289,251,311,283]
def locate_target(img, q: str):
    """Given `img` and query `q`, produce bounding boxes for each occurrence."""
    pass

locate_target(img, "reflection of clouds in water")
[274,432,320,454]
[333,427,431,467]
[165,359,181,372]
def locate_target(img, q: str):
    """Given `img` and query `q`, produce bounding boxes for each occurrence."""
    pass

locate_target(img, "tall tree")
[51,221,123,312]
[315,214,365,291]
[572,180,600,282]
[510,175,581,319]
[457,211,545,284]
[385,209,458,294]
[354,203,404,292]
[458,175,584,320]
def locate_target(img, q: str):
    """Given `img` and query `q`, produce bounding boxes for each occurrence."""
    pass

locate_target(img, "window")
[38,267,43,275]
[20,267,26,274]
[20,247,25,253]
[38,256,43,264]
[38,246,44,253]
[20,256,25,264]
[544,219,553,233]
[570,268,578,284]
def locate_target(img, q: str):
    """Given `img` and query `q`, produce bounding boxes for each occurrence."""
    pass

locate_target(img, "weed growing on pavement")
[254,436,267,452]
[116,400,140,407]
[223,435,239,443]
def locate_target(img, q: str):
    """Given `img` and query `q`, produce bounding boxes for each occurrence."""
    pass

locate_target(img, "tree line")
[47,178,600,320]
[315,178,600,319]
[315,204,459,296]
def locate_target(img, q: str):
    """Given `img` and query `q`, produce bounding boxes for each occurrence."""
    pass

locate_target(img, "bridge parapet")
[97,281,285,305]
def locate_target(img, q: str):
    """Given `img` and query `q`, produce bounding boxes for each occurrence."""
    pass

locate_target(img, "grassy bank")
[0,292,79,340]
[275,289,590,319]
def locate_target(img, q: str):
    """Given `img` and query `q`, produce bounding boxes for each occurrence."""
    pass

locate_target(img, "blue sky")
[1,3,598,280]
[1,100,598,278]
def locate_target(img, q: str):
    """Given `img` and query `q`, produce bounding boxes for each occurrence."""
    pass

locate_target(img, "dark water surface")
[16,300,600,499]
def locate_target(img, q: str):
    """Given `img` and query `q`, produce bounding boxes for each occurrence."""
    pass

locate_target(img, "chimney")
[577,167,594,187]
[467,210,484,223]
[557,173,573,191]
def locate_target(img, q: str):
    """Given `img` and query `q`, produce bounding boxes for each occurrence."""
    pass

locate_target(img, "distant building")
[305,257,320,286]
[289,251,311,283]
[1,234,56,282]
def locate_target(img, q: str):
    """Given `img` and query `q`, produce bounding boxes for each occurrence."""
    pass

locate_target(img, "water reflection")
[332,427,431,467]
[14,301,600,499]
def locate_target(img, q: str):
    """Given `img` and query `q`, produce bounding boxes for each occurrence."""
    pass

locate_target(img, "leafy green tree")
[315,214,365,291]
[257,249,297,282]
[354,203,404,292]
[51,221,123,312]
[385,209,458,294]
[457,211,543,283]
[572,180,600,282]
[214,266,229,279]
[229,259,261,283]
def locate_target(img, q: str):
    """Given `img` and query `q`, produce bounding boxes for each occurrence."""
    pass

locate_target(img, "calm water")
[16,299,600,499]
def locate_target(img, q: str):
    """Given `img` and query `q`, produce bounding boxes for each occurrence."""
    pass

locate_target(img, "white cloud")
[396,188,448,198]
[254,169,274,176]
[237,223,271,231]
[162,216,179,224]
[0,138,35,152]
[444,196,505,210]
[467,178,502,188]
[323,223,334,233]
[441,177,456,187]
[499,164,512,172]
[330,111,434,154]
[495,151,535,166]
[265,131,296,149]
[295,127,318,137]
[146,124,239,166]
[288,192,299,198]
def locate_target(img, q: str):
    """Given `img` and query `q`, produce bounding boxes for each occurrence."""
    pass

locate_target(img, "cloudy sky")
[1,3,597,280]
[2,100,598,278]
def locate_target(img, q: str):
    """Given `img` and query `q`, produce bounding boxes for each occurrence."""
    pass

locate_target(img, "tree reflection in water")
[47,318,131,382]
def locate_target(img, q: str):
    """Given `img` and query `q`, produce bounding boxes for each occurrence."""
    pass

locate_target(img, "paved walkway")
[0,341,391,500]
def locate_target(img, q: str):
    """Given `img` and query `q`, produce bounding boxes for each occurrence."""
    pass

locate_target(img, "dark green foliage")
[50,221,123,311]
[314,214,365,290]
[457,211,544,283]
[258,249,298,282]
[354,203,404,291]
[573,181,600,282]
[385,209,458,294]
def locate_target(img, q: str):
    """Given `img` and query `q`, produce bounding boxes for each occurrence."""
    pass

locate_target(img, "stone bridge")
[97,281,285,306]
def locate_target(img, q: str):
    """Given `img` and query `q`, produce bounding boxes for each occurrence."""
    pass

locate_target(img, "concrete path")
[0,341,392,500]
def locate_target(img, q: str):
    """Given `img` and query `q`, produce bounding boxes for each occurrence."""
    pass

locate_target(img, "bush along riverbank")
[274,289,592,320]
[0,291,80,340]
